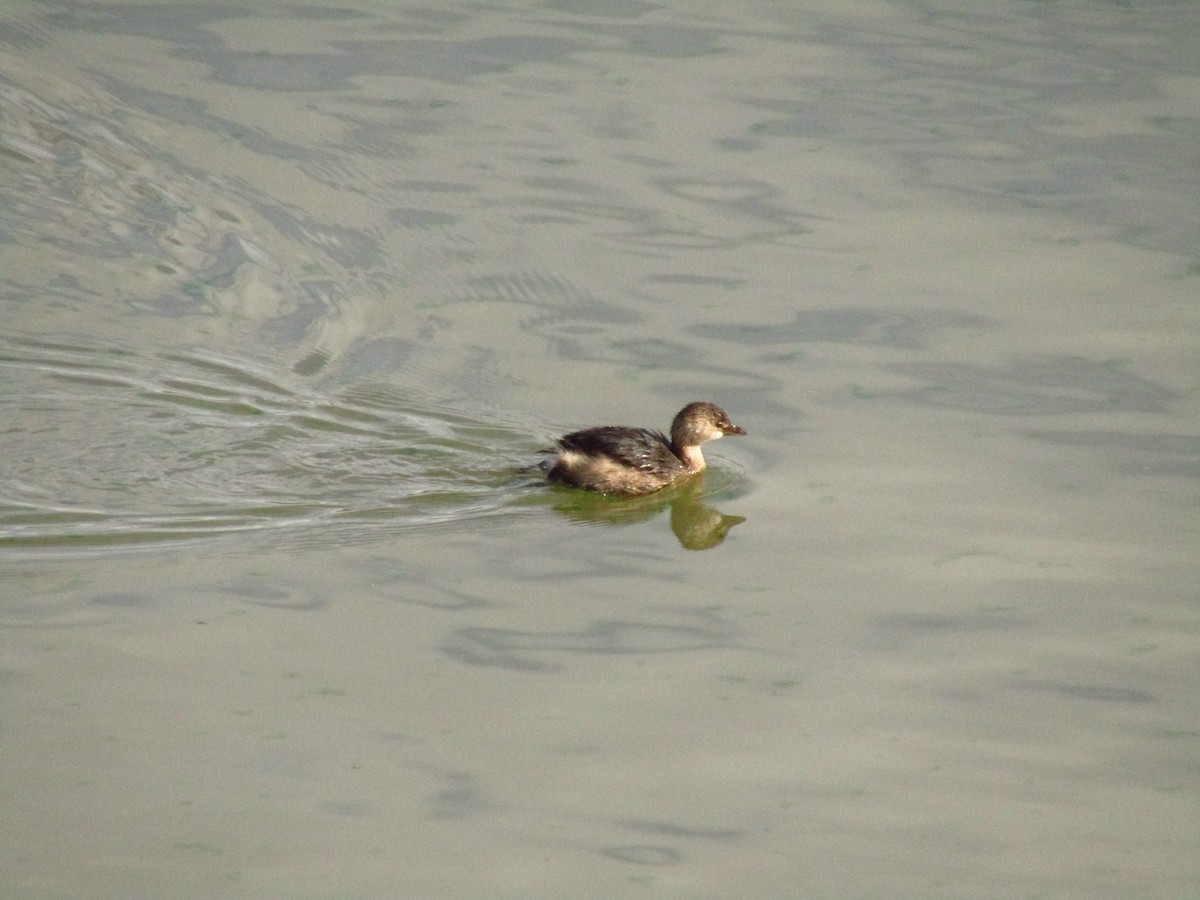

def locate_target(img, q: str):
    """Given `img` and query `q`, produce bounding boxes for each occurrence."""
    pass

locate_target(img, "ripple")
[0,336,544,555]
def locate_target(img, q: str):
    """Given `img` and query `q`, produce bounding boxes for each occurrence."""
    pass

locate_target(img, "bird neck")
[674,444,706,472]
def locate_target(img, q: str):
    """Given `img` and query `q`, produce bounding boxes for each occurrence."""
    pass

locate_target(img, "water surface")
[2,2,1197,898]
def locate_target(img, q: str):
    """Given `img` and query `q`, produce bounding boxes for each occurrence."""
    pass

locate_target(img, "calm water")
[2,2,1197,898]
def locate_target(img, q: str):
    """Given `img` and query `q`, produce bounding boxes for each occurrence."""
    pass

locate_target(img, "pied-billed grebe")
[542,401,745,496]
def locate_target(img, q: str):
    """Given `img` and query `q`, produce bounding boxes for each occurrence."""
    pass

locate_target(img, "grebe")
[542,401,745,496]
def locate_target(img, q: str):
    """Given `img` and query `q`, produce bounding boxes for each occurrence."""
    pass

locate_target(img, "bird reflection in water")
[548,475,746,550]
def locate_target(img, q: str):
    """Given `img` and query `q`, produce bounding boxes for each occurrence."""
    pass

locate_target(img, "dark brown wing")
[556,426,684,473]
